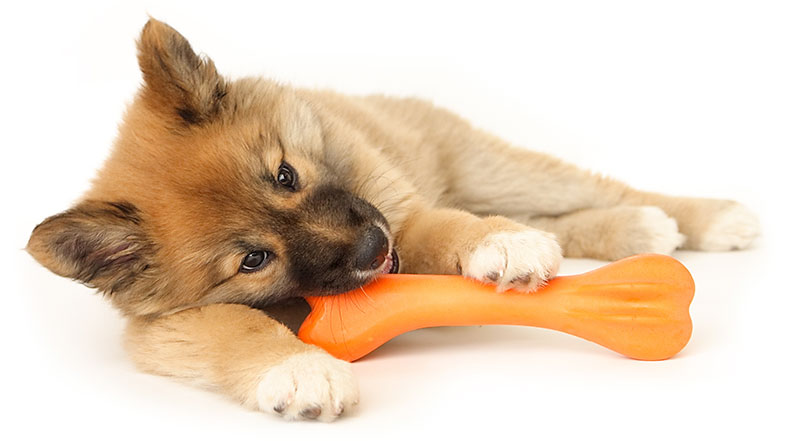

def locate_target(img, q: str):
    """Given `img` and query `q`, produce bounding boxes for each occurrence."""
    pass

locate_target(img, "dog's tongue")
[382,249,400,274]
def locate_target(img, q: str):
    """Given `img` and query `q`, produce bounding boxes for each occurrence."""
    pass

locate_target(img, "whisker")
[336,293,352,358]
[360,285,377,306]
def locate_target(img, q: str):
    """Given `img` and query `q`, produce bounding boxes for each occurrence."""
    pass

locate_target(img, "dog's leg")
[124,304,358,422]
[509,206,686,260]
[509,191,759,258]
[441,138,758,256]
[397,204,562,291]
[622,192,760,252]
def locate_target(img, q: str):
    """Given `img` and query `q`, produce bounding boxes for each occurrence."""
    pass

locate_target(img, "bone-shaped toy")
[298,254,694,361]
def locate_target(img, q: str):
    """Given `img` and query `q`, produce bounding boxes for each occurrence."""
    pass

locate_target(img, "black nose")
[354,226,389,271]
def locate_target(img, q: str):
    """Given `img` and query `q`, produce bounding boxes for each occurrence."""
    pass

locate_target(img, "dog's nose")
[354,226,389,271]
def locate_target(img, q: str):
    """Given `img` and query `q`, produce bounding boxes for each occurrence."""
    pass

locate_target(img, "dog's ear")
[27,201,154,297]
[136,18,227,126]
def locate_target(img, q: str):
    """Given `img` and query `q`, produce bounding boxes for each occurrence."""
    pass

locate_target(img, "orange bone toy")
[298,254,694,362]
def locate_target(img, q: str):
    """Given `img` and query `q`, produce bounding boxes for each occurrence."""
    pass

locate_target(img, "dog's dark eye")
[240,251,272,273]
[276,162,297,190]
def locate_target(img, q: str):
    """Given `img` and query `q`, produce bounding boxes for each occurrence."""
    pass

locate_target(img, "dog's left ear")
[27,201,154,298]
[136,18,227,126]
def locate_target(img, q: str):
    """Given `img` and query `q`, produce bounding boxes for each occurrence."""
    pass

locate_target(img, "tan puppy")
[27,19,759,421]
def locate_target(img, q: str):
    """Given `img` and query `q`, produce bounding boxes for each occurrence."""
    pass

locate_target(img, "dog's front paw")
[463,229,562,292]
[256,351,359,422]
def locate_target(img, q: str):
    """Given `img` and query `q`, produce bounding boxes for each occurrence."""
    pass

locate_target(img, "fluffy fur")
[27,19,759,421]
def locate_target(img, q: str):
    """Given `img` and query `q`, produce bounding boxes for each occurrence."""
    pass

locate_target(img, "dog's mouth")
[314,248,399,297]
[380,249,400,275]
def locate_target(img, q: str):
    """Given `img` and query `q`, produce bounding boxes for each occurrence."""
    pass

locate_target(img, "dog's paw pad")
[463,230,562,292]
[256,351,359,422]
[695,203,760,251]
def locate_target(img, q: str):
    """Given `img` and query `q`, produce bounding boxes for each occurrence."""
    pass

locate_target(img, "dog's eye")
[276,162,297,190]
[240,250,272,273]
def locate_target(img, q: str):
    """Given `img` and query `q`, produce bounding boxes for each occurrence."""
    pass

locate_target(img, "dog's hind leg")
[440,139,759,257]
[508,206,686,260]
[441,141,630,218]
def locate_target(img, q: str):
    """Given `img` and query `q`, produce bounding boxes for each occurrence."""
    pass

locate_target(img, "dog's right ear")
[27,201,154,297]
[136,18,227,126]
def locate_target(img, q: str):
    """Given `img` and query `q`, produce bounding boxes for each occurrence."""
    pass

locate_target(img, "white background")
[2,1,798,439]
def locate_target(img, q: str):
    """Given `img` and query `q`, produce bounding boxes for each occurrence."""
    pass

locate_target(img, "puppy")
[27,19,759,421]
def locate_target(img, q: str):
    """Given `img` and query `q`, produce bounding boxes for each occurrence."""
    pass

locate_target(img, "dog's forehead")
[87,78,340,246]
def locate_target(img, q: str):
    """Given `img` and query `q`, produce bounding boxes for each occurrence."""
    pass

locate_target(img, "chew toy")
[298,254,694,362]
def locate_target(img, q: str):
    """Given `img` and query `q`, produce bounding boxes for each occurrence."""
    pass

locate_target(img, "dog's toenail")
[512,274,531,285]
[486,271,500,281]
[273,402,287,414]
[301,406,322,419]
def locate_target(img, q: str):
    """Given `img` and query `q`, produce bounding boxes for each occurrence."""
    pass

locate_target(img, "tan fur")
[125,304,311,408]
[26,19,759,421]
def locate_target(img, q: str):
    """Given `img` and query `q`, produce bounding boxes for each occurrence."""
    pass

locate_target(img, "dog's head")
[27,19,398,316]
